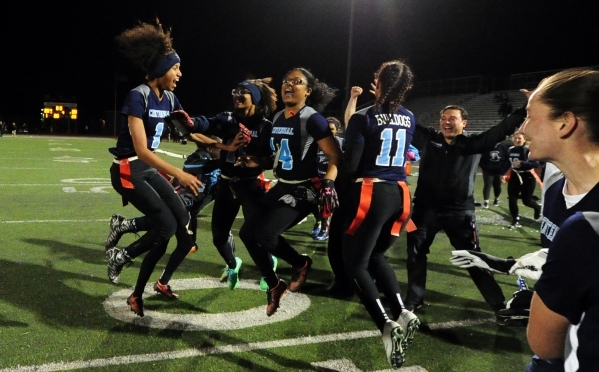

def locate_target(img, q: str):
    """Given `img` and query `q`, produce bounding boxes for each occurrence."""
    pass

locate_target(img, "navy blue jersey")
[508,145,539,172]
[192,112,273,178]
[541,174,599,248]
[535,211,599,371]
[345,105,416,181]
[270,106,331,180]
[111,84,182,158]
[479,142,511,175]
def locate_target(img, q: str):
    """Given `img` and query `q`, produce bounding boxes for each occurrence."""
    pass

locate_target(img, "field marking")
[0,329,415,372]
[0,219,109,224]
[104,278,311,330]
[313,359,428,371]
[0,320,486,372]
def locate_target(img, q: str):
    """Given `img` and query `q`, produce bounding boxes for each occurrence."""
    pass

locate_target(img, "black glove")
[497,289,533,326]
[294,186,318,204]
[319,179,339,218]
[166,110,194,136]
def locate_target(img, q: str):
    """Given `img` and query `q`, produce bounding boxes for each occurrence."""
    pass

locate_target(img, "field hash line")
[0,317,493,372]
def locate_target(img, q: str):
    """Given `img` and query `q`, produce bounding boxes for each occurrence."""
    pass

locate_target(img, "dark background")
[0,0,595,133]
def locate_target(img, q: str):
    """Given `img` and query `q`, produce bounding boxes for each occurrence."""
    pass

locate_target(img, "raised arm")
[344,86,363,128]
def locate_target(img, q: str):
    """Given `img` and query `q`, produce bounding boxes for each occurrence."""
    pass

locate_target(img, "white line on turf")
[0,275,493,372]
[104,278,311,330]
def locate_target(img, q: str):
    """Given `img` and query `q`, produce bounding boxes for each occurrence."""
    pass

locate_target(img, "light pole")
[343,0,356,111]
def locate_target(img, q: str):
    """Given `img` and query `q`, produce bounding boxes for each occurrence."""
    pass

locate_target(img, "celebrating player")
[106,19,202,317]
[342,60,419,369]
[506,132,542,227]
[171,78,278,291]
[240,67,341,316]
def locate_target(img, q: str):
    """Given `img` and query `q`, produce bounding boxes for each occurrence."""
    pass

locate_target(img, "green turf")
[0,136,541,371]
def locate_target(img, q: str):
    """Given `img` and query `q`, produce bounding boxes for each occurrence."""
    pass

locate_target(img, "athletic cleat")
[397,309,420,350]
[404,301,424,313]
[227,257,242,290]
[266,280,287,316]
[311,222,321,236]
[127,294,144,317]
[105,214,135,253]
[154,280,179,299]
[259,277,269,291]
[106,247,132,284]
[510,222,522,229]
[288,255,313,292]
[189,245,197,253]
[493,198,499,207]
[314,228,329,241]
[219,265,229,282]
[534,208,542,220]
[482,201,489,209]
[259,256,279,291]
[382,320,405,368]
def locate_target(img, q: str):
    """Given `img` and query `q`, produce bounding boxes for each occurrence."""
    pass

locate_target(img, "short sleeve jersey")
[540,176,599,248]
[535,211,599,372]
[112,84,182,158]
[345,104,416,181]
[193,112,273,178]
[270,106,331,180]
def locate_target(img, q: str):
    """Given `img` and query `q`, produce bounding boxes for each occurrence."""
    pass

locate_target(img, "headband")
[238,81,261,104]
[147,52,180,79]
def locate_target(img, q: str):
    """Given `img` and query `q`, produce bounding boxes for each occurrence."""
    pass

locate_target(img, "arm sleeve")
[464,106,526,154]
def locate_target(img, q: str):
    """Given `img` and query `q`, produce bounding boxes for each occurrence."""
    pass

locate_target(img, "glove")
[496,289,533,326]
[449,250,515,274]
[508,248,547,280]
[294,186,318,204]
[318,179,339,218]
[238,123,252,144]
[166,110,194,136]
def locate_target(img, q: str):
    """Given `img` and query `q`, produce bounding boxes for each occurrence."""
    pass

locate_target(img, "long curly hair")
[246,77,278,118]
[285,68,338,112]
[374,60,414,116]
[115,18,175,77]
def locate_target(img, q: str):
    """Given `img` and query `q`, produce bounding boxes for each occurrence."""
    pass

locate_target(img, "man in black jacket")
[405,104,526,319]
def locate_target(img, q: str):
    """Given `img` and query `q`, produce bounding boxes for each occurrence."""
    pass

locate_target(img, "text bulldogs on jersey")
[375,113,411,127]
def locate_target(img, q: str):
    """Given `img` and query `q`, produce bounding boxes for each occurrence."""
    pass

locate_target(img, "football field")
[0,136,542,371]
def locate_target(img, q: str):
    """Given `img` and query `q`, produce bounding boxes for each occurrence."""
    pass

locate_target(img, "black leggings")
[240,181,314,288]
[343,182,406,333]
[508,172,541,220]
[482,170,503,201]
[110,161,191,297]
[211,177,267,269]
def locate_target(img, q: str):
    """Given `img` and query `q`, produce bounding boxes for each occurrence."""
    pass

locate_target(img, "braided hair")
[374,60,414,118]
[246,77,278,118]
[115,18,175,79]
[285,68,338,112]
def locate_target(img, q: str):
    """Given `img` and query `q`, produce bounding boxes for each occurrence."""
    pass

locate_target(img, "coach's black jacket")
[411,107,526,213]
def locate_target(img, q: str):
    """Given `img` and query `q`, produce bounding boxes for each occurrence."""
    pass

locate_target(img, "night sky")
[1,0,595,127]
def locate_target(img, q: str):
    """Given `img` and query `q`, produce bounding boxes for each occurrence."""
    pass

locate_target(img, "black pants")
[343,182,407,332]
[508,172,541,221]
[211,177,267,269]
[110,160,192,297]
[405,204,505,311]
[240,181,314,289]
[482,170,503,201]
